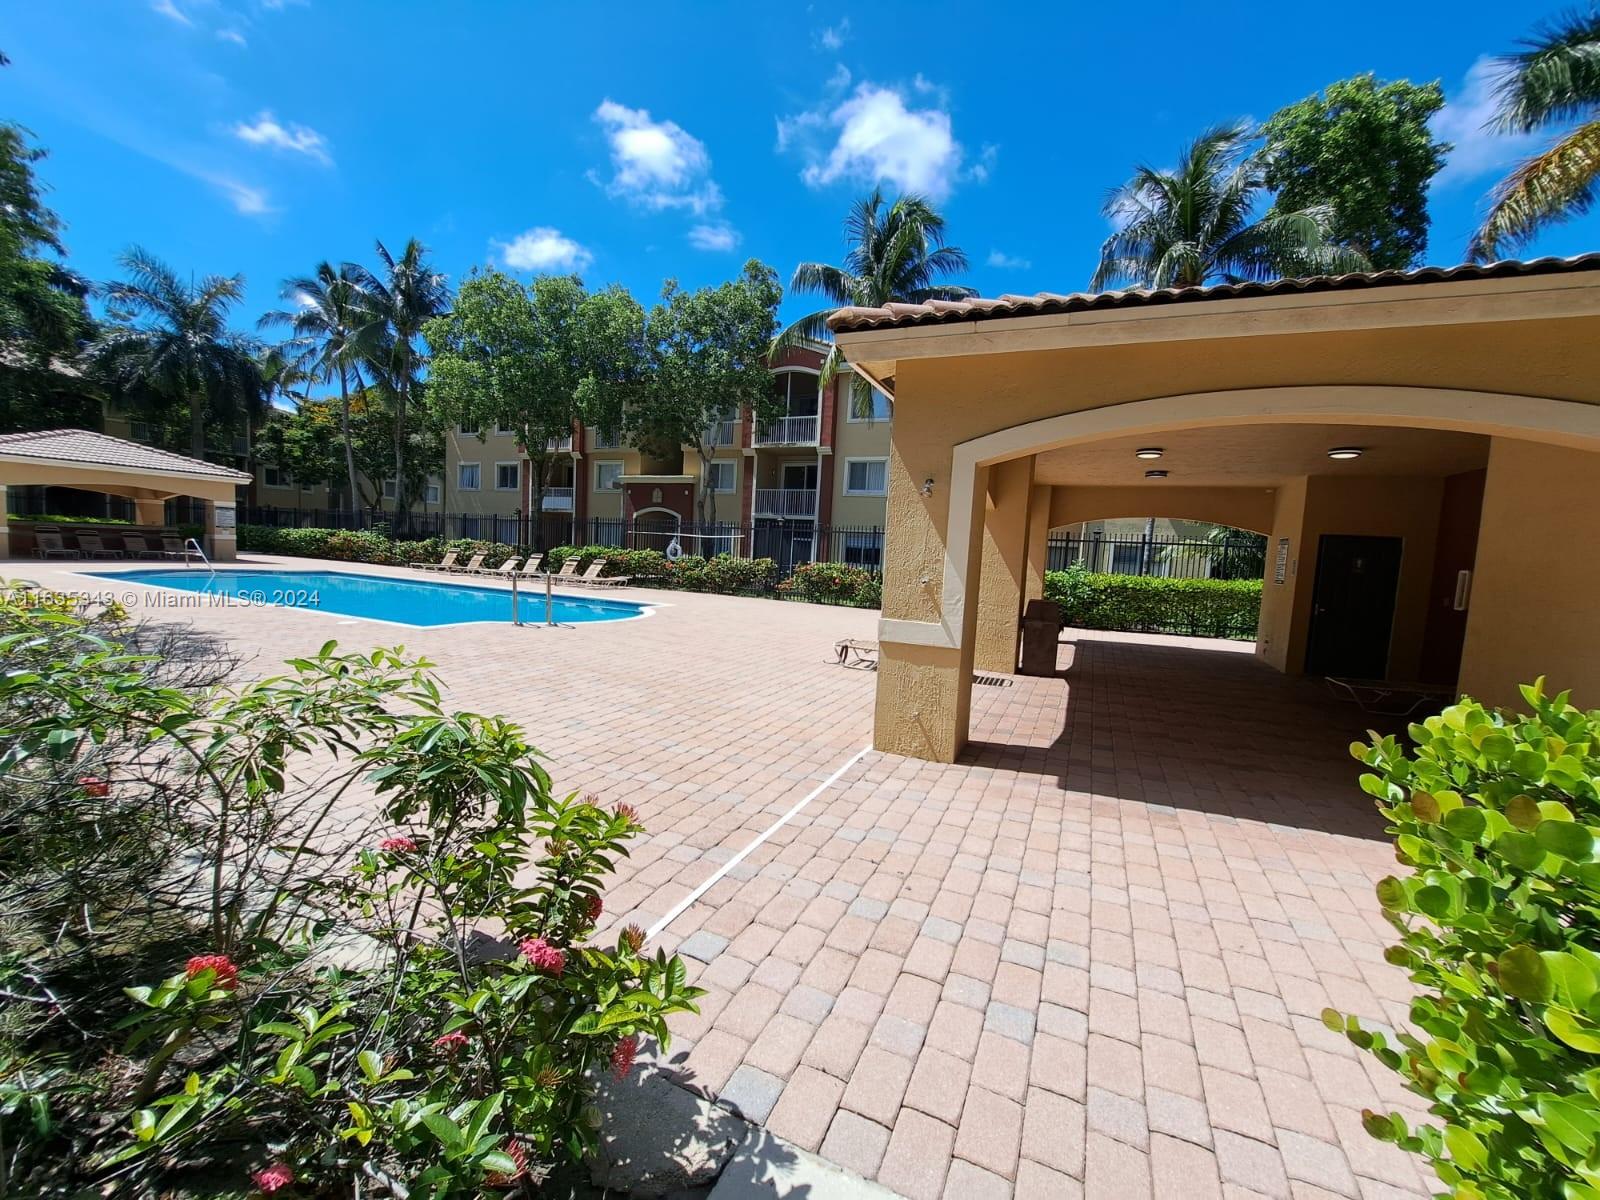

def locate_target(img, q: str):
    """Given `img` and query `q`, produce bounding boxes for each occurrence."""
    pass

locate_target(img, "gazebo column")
[204,497,238,561]
[1025,484,1051,605]
[973,457,1035,674]
[133,497,167,526]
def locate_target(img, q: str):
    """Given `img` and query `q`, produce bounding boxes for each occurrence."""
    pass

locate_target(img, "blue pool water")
[93,569,650,627]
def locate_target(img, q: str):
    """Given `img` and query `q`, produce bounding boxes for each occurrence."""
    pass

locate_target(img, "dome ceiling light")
[1327,447,1364,460]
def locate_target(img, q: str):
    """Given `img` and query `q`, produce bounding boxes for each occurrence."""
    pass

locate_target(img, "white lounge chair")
[570,557,632,588]
[446,553,486,575]
[412,549,460,572]
[473,557,523,578]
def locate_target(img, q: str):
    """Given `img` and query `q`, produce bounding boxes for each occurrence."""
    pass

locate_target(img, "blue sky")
[5,1,1597,335]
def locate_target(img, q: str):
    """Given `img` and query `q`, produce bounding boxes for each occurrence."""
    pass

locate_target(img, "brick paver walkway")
[24,557,1432,1198]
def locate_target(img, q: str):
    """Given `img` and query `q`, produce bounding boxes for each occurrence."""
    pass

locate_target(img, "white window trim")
[593,459,624,491]
[423,479,441,505]
[457,461,481,491]
[844,382,894,422]
[706,461,737,493]
[494,461,521,491]
[495,423,517,436]
[456,423,479,437]
[383,478,398,501]
[842,456,888,497]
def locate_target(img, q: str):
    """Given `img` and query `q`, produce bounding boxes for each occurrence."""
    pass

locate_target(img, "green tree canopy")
[1261,74,1449,271]
[633,261,782,531]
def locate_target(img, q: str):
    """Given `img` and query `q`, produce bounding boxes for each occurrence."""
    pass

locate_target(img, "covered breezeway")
[831,255,1600,763]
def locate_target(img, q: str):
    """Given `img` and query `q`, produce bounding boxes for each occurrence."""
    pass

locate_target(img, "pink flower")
[614,803,640,824]
[252,1163,295,1193]
[485,1138,529,1186]
[582,894,603,924]
[379,835,418,853]
[185,954,238,991]
[611,1034,639,1080]
[433,1031,470,1054]
[78,775,110,798]
[520,936,566,976]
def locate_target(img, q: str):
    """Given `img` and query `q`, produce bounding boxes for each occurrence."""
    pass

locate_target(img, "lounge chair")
[412,549,459,572]
[835,639,879,669]
[473,557,523,578]
[34,529,81,560]
[446,553,486,575]
[76,533,124,560]
[571,558,632,588]
[121,535,165,561]
[160,536,187,560]
[515,554,545,579]
[544,559,581,582]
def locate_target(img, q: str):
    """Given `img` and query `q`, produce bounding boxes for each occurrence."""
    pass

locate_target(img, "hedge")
[1043,565,1261,639]
[777,561,883,608]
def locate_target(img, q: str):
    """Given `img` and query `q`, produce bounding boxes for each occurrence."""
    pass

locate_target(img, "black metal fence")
[1046,532,1267,581]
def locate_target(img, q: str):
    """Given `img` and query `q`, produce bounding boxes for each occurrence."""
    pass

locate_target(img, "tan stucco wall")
[1460,438,1600,707]
[1047,485,1277,535]
[974,457,1033,673]
[1257,477,1308,673]
[0,462,241,503]
[832,411,892,528]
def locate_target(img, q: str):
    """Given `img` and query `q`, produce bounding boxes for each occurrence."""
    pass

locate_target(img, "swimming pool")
[92,568,651,628]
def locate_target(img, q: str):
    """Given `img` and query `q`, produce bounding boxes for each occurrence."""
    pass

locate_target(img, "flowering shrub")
[1336,680,1600,1199]
[780,561,882,608]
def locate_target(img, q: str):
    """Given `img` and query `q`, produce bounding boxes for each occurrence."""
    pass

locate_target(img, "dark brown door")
[1305,535,1403,679]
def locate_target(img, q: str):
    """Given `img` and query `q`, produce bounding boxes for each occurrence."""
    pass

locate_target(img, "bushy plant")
[1042,566,1261,639]
[1336,680,1600,1199]
[780,561,882,608]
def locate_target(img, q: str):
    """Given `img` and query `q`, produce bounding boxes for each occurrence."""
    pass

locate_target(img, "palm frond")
[1470,118,1600,260]
[1491,11,1600,133]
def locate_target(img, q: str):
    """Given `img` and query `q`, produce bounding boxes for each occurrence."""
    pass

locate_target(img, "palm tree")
[772,188,975,415]
[1091,123,1370,292]
[260,263,374,511]
[343,240,448,522]
[91,247,264,459]
[1469,12,1600,261]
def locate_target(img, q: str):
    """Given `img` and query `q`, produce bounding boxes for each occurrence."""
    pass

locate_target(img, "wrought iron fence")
[1046,531,1267,581]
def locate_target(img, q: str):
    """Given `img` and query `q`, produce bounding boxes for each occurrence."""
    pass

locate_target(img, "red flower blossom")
[613,803,640,824]
[611,1034,639,1080]
[379,835,418,853]
[484,1138,529,1187]
[185,954,238,991]
[252,1162,295,1193]
[620,924,646,953]
[519,936,566,976]
[77,775,110,798]
[433,1031,470,1054]
[582,894,603,924]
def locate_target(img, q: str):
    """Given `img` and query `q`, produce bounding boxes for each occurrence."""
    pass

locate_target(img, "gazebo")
[0,428,252,560]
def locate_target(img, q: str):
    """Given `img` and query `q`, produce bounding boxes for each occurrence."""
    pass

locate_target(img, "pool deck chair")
[446,553,486,575]
[160,536,186,559]
[412,549,459,572]
[474,557,522,578]
[35,529,81,559]
[76,533,124,560]
[572,558,631,588]
[516,554,544,579]
[121,535,165,560]
[543,559,581,582]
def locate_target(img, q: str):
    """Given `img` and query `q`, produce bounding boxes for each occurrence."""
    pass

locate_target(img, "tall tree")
[259,263,373,510]
[1092,122,1371,291]
[1469,11,1600,261]
[91,247,264,459]
[0,123,98,432]
[635,261,782,532]
[1261,74,1449,270]
[344,239,448,521]
[773,188,974,415]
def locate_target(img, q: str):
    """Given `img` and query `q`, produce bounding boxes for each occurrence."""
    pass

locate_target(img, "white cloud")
[816,18,850,50]
[495,227,594,273]
[233,111,332,165]
[593,99,722,215]
[688,222,740,251]
[790,82,965,199]
[1433,56,1542,187]
[217,28,247,45]
[986,250,1031,270]
[151,0,193,24]
[211,176,272,215]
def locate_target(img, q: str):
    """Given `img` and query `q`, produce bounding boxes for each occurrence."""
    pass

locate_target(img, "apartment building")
[441,343,892,567]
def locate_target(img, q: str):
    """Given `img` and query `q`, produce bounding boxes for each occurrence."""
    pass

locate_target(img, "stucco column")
[205,498,238,562]
[134,497,167,526]
[1024,484,1051,605]
[973,457,1035,674]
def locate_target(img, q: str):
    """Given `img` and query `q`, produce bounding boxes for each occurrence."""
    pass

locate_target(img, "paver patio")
[23,556,1433,1198]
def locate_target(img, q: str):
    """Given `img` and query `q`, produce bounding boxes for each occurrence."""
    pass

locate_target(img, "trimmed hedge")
[544,544,778,595]
[1043,565,1261,639]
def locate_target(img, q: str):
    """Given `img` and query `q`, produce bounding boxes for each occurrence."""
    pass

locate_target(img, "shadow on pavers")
[591,1065,898,1199]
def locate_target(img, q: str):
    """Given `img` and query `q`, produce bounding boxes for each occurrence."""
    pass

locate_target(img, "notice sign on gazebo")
[1273,537,1289,584]
[215,506,237,530]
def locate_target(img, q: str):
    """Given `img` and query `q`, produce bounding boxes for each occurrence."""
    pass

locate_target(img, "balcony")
[705,419,738,447]
[545,434,574,452]
[539,487,575,511]
[753,488,818,519]
[754,415,819,447]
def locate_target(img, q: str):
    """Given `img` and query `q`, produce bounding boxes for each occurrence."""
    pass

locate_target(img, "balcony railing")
[754,415,820,446]
[753,488,818,519]
[539,487,575,511]
[706,419,738,447]
[545,434,574,452]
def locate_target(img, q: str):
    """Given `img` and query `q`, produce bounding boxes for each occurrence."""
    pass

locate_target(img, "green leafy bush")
[1043,563,1261,639]
[1337,680,1600,1199]
[779,561,882,608]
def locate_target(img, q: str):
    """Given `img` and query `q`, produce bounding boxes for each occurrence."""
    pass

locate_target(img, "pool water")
[95,568,650,627]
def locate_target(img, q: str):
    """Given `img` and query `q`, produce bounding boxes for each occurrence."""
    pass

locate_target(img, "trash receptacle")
[1019,599,1061,676]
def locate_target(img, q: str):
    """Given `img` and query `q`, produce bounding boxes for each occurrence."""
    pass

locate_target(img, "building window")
[592,428,623,450]
[495,462,520,491]
[496,423,517,436]
[594,460,624,492]
[424,479,441,505]
[771,370,820,416]
[841,531,883,569]
[457,462,481,491]
[263,465,293,489]
[382,478,397,501]
[843,458,888,496]
[845,383,892,422]
[130,420,153,443]
[456,423,478,437]
[706,461,736,493]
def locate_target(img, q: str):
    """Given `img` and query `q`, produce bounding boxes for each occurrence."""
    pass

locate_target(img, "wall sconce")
[921,477,935,497]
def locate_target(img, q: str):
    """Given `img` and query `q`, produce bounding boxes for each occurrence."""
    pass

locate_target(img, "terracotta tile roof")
[826,254,1600,334]
[0,428,253,482]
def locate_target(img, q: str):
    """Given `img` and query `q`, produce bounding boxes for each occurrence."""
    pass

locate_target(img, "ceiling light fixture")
[1144,469,1169,479]
[1327,447,1364,460]
[1135,447,1164,460]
